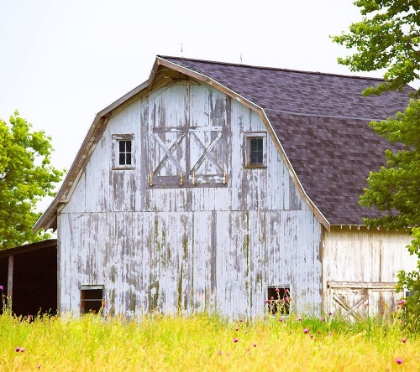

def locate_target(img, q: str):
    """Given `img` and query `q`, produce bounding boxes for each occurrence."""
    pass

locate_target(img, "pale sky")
[0,1,380,211]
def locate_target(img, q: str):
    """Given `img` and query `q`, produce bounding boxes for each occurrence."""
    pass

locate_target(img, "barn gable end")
[58,76,322,318]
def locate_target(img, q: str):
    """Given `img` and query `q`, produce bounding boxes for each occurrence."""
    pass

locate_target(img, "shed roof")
[34,56,413,230]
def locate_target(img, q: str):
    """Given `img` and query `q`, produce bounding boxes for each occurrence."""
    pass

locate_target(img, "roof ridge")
[157,55,386,82]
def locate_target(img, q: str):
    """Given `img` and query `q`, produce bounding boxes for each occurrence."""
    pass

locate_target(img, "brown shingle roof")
[160,56,414,225]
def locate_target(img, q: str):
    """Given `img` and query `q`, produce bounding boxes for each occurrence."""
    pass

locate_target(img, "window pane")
[119,141,125,152]
[82,289,103,300]
[249,138,264,165]
[81,301,102,314]
[250,151,259,164]
[119,153,125,165]
[126,140,131,152]
[126,153,132,165]
[250,138,258,151]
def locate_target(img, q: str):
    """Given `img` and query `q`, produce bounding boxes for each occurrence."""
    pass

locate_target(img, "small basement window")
[267,285,291,315]
[80,285,104,314]
[244,133,266,167]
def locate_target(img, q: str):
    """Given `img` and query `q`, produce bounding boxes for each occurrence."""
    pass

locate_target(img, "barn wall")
[323,226,417,317]
[59,80,322,318]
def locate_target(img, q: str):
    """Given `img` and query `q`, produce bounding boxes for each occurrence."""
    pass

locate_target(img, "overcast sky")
[0,1,386,211]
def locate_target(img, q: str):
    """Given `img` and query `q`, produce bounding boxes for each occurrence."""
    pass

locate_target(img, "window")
[245,133,266,167]
[267,285,291,315]
[119,140,132,166]
[112,134,134,169]
[250,138,263,165]
[80,285,104,314]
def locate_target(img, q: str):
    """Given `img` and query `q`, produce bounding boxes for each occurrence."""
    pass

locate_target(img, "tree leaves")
[334,1,420,325]
[0,112,63,249]
[332,0,420,96]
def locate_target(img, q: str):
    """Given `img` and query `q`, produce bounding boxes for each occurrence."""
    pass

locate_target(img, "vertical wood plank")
[7,255,13,309]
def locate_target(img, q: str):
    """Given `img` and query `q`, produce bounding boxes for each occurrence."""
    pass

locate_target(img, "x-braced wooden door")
[149,126,227,187]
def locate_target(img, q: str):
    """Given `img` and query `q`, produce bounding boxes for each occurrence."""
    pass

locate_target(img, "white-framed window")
[80,285,104,314]
[267,285,291,315]
[244,132,267,168]
[112,134,134,169]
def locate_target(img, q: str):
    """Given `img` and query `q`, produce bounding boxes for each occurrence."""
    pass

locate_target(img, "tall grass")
[0,312,418,371]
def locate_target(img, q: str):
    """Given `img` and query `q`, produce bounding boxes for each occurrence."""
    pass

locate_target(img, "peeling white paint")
[323,227,417,318]
[58,80,326,318]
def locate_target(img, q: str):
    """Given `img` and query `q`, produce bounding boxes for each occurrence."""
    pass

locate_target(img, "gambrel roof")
[34,56,413,231]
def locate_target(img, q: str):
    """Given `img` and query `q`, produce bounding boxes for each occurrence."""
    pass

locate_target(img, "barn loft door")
[150,126,227,187]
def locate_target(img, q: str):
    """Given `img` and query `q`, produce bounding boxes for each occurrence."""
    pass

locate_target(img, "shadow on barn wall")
[0,239,57,316]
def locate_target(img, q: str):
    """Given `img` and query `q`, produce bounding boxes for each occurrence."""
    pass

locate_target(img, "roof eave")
[34,70,157,232]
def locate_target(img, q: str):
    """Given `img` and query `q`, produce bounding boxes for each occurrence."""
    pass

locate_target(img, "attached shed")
[35,56,416,319]
[0,239,57,316]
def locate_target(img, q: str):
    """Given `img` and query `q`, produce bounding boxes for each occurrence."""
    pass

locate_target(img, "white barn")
[35,56,417,319]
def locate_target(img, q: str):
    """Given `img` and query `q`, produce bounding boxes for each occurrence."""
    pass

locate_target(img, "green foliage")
[0,111,62,250]
[359,99,420,231]
[332,0,420,96]
[333,1,420,328]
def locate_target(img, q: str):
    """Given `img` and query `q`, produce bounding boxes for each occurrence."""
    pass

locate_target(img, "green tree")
[333,0,420,96]
[333,0,420,328]
[0,111,62,250]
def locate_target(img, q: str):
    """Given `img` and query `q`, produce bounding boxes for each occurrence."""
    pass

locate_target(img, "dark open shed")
[0,239,57,316]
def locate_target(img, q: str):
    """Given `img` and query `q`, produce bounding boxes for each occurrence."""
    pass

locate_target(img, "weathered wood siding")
[58,80,322,318]
[323,227,417,318]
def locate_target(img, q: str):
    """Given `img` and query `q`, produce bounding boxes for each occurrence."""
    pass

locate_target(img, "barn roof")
[34,56,413,231]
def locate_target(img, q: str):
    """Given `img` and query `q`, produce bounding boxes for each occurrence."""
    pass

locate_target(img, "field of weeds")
[0,312,418,371]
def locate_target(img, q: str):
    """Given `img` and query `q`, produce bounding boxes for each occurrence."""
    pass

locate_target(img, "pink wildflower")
[402,338,407,343]
[279,317,283,322]
[15,347,20,352]
[275,288,280,292]
[303,328,309,334]
[264,299,269,304]
[0,285,3,291]
[310,334,313,339]
[321,317,326,322]
[253,343,257,347]
[298,317,302,321]
[233,338,239,343]
[396,358,403,365]
[239,319,243,323]
[398,299,406,305]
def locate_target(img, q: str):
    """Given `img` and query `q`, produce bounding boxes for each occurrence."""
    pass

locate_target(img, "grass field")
[0,311,418,371]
